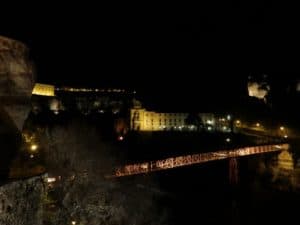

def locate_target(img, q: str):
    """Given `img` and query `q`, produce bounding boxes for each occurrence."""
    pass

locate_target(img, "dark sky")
[1,2,300,109]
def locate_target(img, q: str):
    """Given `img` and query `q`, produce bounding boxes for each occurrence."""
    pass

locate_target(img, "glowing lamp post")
[30,144,38,152]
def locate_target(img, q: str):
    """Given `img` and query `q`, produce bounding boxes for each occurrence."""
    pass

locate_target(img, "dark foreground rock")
[0,175,46,225]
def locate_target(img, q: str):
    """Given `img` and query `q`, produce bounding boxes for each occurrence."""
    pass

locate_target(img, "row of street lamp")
[234,120,288,138]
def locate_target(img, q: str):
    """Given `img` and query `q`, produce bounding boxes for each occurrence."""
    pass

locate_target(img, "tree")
[185,112,204,131]
[37,116,169,225]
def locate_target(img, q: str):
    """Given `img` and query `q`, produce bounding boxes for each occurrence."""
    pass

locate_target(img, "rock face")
[0,35,35,131]
[0,36,35,179]
[0,175,46,225]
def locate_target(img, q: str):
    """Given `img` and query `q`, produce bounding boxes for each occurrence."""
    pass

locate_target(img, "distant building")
[130,106,231,132]
[32,83,55,97]
[31,84,133,115]
[56,86,126,93]
[130,107,188,131]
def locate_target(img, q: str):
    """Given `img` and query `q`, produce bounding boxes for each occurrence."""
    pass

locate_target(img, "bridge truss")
[109,143,289,178]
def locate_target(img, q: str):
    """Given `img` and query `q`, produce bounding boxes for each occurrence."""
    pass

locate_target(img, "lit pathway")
[109,143,289,178]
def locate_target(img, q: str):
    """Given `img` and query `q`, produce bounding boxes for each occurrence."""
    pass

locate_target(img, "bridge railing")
[109,143,289,178]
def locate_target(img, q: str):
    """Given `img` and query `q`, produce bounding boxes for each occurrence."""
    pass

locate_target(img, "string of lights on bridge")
[108,143,289,178]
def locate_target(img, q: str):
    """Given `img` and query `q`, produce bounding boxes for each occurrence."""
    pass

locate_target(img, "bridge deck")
[109,143,289,178]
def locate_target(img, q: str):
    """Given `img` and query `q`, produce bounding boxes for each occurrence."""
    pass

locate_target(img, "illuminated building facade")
[32,83,55,96]
[131,108,188,131]
[130,107,231,132]
[31,83,133,115]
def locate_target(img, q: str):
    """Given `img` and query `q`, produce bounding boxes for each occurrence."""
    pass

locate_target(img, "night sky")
[1,2,300,109]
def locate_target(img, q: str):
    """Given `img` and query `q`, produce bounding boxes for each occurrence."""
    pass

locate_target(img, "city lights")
[4,30,298,225]
[118,136,124,141]
[206,120,213,125]
[112,144,290,177]
[30,144,38,152]
[47,177,56,183]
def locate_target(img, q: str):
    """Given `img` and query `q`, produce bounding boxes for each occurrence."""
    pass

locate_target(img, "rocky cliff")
[0,35,35,131]
[0,35,35,179]
[0,36,46,225]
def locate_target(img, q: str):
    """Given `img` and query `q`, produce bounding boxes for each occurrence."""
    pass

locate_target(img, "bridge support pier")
[229,157,240,225]
[229,157,239,186]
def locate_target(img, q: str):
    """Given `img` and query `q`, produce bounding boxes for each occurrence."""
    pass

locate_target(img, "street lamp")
[30,144,38,152]
[117,136,124,141]
[256,123,260,127]
[280,126,285,131]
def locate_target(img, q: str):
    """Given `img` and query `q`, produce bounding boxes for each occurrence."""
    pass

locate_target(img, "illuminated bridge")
[110,143,289,178]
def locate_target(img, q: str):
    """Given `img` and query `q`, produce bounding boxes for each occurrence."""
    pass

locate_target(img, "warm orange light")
[47,177,56,183]
[280,126,285,131]
[256,123,260,127]
[32,83,55,96]
[30,144,38,152]
[111,144,289,178]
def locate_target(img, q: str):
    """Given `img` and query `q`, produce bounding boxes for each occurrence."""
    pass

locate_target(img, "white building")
[130,106,231,132]
[131,107,188,131]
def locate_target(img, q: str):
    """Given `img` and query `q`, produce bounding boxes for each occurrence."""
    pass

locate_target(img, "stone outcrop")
[0,175,46,225]
[0,35,35,131]
[0,35,35,179]
[0,36,45,225]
